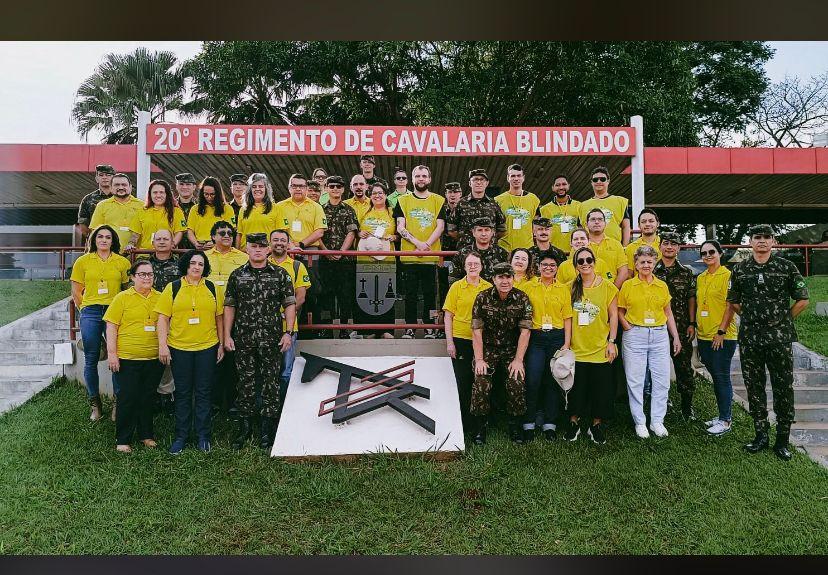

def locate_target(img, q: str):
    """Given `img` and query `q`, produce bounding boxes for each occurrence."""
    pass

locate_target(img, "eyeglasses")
[539,262,557,268]
[752,234,772,240]
[700,249,717,257]
[289,184,307,189]
[576,257,595,265]
[591,177,608,183]
[327,184,343,189]
[370,191,386,196]
[134,272,154,278]
[395,176,408,181]
[215,230,233,237]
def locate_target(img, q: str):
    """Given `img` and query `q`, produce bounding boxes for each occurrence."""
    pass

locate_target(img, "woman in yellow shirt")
[509,248,536,292]
[70,224,131,421]
[186,176,236,250]
[523,251,572,440]
[443,251,491,432]
[563,246,618,445]
[557,228,615,285]
[154,250,224,454]
[125,179,186,251]
[103,260,163,453]
[617,245,681,439]
[236,173,282,249]
[695,240,738,436]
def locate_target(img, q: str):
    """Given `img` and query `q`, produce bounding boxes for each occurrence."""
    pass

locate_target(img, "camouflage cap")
[246,233,269,247]
[748,224,774,237]
[95,164,115,175]
[359,154,375,164]
[492,262,514,277]
[445,182,463,192]
[533,217,553,228]
[326,175,346,186]
[468,169,489,181]
[229,173,248,183]
[175,172,196,184]
[660,232,681,244]
[472,217,495,229]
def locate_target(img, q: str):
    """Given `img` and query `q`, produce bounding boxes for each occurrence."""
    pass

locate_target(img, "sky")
[1,41,827,144]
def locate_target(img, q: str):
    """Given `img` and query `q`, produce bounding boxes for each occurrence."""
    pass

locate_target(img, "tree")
[745,73,828,147]
[71,48,185,143]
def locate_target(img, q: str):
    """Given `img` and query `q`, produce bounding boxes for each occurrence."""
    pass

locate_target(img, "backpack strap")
[171,278,217,303]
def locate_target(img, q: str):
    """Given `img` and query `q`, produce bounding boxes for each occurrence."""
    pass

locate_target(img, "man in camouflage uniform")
[527,217,566,275]
[148,228,180,414]
[449,217,509,285]
[228,173,248,222]
[77,164,115,240]
[175,173,198,250]
[653,231,697,419]
[437,182,464,335]
[319,175,359,339]
[446,169,506,249]
[723,224,810,461]
[223,233,296,450]
[470,262,533,445]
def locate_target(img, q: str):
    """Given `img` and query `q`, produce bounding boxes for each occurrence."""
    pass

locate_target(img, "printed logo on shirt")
[409,207,434,229]
[573,299,600,324]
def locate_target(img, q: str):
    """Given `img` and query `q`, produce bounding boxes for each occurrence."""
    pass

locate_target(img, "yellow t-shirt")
[344,197,372,222]
[187,205,237,242]
[276,198,327,246]
[442,277,492,340]
[525,279,574,330]
[153,279,223,352]
[696,266,738,340]
[571,279,619,363]
[89,196,146,251]
[102,287,162,360]
[589,237,628,276]
[397,192,445,263]
[358,208,397,263]
[236,204,282,249]
[270,256,311,331]
[70,252,131,309]
[579,195,629,243]
[205,247,249,300]
[495,191,540,252]
[128,206,187,249]
[625,235,662,271]
[513,275,537,293]
[540,198,582,254]
[618,275,672,327]
[557,257,615,285]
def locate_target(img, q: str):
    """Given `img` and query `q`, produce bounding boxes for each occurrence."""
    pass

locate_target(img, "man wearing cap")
[320,175,359,338]
[360,155,379,187]
[449,217,509,286]
[438,182,465,321]
[579,166,632,246]
[722,224,809,461]
[527,217,566,275]
[653,231,697,419]
[88,173,144,252]
[148,228,180,415]
[539,174,581,254]
[494,164,541,252]
[625,208,662,271]
[306,181,322,204]
[345,174,372,222]
[77,164,115,240]
[175,173,198,250]
[224,233,296,450]
[447,169,506,249]
[228,174,248,221]
[470,262,534,444]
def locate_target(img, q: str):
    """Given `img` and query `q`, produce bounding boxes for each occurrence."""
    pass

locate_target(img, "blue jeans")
[279,333,298,404]
[80,305,116,397]
[622,325,670,426]
[170,345,218,441]
[697,339,736,422]
[524,329,565,428]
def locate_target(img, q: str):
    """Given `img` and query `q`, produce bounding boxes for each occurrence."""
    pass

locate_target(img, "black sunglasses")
[327,184,343,189]
[395,176,408,180]
[215,230,234,237]
[591,176,608,183]
[576,257,595,265]
[700,249,717,257]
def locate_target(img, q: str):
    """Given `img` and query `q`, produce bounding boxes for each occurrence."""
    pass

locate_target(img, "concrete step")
[48,310,71,322]
[0,364,62,379]
[734,354,823,371]
[730,370,828,387]
[790,422,828,445]
[4,340,68,351]
[733,385,828,404]
[803,445,828,468]
[793,404,828,423]
[0,378,54,415]
[0,350,56,366]
[7,329,71,342]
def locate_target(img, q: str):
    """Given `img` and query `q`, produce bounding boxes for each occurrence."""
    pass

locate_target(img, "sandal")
[116,444,132,453]
[141,439,158,448]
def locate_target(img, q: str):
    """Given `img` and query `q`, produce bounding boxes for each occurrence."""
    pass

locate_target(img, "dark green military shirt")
[77,189,111,226]
[727,254,809,346]
[471,286,533,357]
[149,254,180,292]
[528,244,567,275]
[224,262,296,346]
[441,204,460,253]
[654,259,696,334]
[322,201,359,261]
[447,194,507,248]
[449,243,509,284]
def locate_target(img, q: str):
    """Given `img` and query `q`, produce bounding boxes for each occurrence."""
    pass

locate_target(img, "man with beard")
[447,169,506,250]
[77,164,115,240]
[345,174,372,222]
[540,174,581,255]
[89,173,144,253]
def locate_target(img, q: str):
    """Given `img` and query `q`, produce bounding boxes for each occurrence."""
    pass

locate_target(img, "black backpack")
[170,279,217,303]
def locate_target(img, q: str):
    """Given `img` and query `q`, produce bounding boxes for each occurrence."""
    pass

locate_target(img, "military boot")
[472,416,488,445]
[231,417,253,450]
[744,424,769,454]
[89,395,103,422]
[773,430,793,461]
[680,395,695,421]
[259,417,277,450]
[509,419,525,444]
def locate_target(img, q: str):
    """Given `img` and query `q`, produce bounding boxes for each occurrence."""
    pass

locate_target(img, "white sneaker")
[423,329,437,339]
[348,330,363,339]
[707,421,732,436]
[704,417,721,427]
[650,422,669,437]
[401,329,415,339]
[634,424,650,439]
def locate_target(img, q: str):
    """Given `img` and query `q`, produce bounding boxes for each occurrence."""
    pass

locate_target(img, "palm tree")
[71,48,185,144]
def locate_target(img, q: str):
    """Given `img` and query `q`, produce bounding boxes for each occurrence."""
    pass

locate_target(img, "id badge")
[700,309,710,318]
[578,311,590,326]
[188,310,200,325]
[119,226,130,231]
[542,323,554,331]
[512,218,523,230]
[215,280,225,286]
[292,220,302,232]
[144,324,156,332]
[373,224,386,238]
[560,221,571,233]
[97,280,109,295]
[644,309,656,325]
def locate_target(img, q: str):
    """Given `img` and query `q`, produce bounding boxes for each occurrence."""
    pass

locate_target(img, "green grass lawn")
[0,280,70,327]
[795,275,828,357]
[0,376,825,555]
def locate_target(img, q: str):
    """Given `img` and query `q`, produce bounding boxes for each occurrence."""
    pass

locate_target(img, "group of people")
[71,160,810,460]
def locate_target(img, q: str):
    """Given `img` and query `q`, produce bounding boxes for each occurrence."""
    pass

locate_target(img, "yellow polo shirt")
[513,275,537,293]
[589,237,627,276]
[129,206,187,249]
[495,191,540,252]
[187,205,237,242]
[618,275,672,327]
[442,277,492,340]
[89,196,146,251]
[154,279,223,352]
[540,198,582,254]
[276,198,327,246]
[205,247,249,299]
[571,279,619,363]
[696,266,737,340]
[344,197,372,222]
[579,195,629,243]
[525,279,573,330]
[269,256,311,331]
[397,193,445,263]
[557,257,615,285]
[358,208,397,263]
[102,287,162,360]
[625,235,662,270]
[70,252,131,308]
[236,204,282,249]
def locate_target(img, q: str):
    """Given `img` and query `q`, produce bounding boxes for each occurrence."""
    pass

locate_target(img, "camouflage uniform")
[528,244,567,274]
[224,261,296,418]
[77,189,112,227]
[654,258,697,406]
[449,243,509,285]
[447,194,506,249]
[320,200,359,324]
[727,252,809,436]
[149,253,181,292]
[470,285,533,416]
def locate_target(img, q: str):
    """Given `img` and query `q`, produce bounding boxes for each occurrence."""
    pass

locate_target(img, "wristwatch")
[716,329,726,336]
[285,330,295,336]
[298,241,306,249]
[607,338,616,344]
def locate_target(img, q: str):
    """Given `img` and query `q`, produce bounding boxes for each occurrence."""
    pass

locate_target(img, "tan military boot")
[89,395,102,422]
